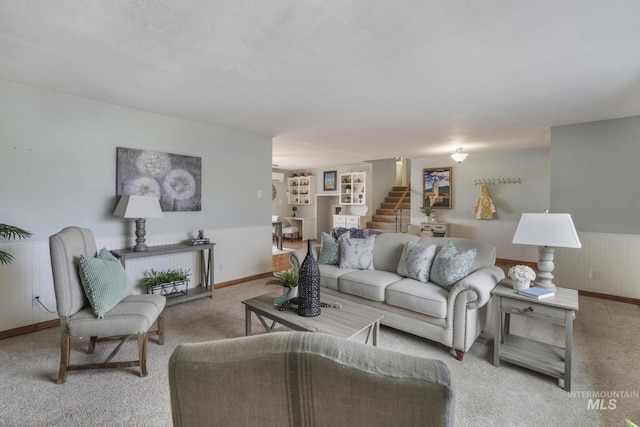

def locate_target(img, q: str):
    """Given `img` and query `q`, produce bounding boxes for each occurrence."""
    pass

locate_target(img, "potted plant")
[143,269,164,295]
[292,206,298,217]
[0,224,32,264]
[168,268,191,293]
[144,268,191,295]
[420,205,435,222]
[266,268,299,306]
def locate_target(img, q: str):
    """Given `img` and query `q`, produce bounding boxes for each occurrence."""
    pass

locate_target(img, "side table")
[492,280,579,391]
[111,243,215,306]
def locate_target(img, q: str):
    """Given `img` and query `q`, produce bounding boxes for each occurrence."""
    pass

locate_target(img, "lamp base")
[535,246,556,291]
[133,218,148,252]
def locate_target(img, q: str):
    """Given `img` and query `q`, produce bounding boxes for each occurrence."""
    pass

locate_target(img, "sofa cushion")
[396,242,437,283]
[338,270,403,301]
[318,232,340,265]
[78,248,132,319]
[386,278,448,319]
[339,235,375,270]
[430,241,477,289]
[318,264,356,291]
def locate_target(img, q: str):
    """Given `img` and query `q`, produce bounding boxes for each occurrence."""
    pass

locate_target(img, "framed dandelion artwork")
[116,147,202,211]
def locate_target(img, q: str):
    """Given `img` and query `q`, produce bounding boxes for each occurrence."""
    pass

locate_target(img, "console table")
[492,281,578,391]
[111,243,215,306]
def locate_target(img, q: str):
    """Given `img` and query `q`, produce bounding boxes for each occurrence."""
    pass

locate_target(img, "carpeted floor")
[1,278,639,426]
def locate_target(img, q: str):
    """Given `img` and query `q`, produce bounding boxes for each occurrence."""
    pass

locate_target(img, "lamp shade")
[512,213,581,248]
[451,151,468,163]
[113,195,163,219]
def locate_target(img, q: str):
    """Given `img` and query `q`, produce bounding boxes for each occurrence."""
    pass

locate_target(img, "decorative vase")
[512,279,531,291]
[285,286,298,301]
[297,240,321,317]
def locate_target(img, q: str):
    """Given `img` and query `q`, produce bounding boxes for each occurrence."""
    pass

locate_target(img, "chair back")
[169,332,454,426]
[49,226,97,317]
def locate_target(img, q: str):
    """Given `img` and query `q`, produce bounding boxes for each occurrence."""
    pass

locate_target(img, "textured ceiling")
[2,1,640,170]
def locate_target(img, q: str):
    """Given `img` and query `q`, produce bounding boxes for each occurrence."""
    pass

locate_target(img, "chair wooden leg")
[157,312,165,345]
[57,324,70,384]
[88,336,98,354]
[138,333,148,377]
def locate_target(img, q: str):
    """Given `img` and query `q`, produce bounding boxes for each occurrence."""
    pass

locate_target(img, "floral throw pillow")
[318,232,340,265]
[339,235,375,270]
[430,241,477,289]
[396,241,437,283]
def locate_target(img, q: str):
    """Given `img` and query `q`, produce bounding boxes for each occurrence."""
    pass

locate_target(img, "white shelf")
[288,176,315,205]
[339,172,366,205]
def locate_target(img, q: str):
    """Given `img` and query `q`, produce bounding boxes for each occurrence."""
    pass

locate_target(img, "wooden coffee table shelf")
[242,292,383,346]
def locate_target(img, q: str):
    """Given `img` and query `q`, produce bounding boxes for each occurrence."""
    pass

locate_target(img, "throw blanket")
[332,227,383,239]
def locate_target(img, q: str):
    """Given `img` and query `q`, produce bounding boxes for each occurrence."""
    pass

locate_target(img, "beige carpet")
[1,278,639,426]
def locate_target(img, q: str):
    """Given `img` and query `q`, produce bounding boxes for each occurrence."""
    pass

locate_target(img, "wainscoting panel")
[0,225,272,333]
[554,232,640,299]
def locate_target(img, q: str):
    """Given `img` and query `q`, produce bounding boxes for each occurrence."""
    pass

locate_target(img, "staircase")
[366,186,411,233]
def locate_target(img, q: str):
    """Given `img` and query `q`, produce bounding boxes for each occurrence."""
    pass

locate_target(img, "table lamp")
[113,195,163,252]
[512,212,581,290]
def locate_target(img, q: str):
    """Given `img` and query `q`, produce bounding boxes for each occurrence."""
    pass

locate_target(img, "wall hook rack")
[474,178,521,185]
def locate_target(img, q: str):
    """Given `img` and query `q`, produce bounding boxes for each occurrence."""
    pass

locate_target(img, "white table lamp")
[113,195,163,252]
[512,212,581,290]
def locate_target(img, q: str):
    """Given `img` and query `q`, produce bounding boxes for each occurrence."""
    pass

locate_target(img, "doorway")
[316,194,339,238]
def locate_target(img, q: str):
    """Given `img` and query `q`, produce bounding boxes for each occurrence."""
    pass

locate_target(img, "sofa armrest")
[288,247,319,271]
[446,266,505,354]
[447,266,505,310]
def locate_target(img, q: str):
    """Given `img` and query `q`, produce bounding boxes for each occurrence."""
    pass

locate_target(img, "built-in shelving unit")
[339,172,366,205]
[288,175,315,205]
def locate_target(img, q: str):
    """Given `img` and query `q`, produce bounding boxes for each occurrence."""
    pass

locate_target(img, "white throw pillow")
[396,241,437,283]
[430,241,477,289]
[339,235,375,270]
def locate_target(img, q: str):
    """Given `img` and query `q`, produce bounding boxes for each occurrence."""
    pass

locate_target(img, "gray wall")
[0,81,272,241]
[367,158,398,211]
[411,148,550,221]
[551,115,640,234]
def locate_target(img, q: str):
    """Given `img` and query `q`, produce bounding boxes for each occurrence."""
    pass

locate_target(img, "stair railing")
[392,185,410,233]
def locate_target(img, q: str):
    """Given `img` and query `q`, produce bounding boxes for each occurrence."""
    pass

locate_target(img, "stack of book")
[517,287,555,300]
[187,238,210,246]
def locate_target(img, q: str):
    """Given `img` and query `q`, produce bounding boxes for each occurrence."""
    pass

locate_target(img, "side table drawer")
[501,297,566,324]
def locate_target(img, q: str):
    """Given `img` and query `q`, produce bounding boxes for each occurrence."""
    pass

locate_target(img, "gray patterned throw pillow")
[430,241,477,289]
[396,241,437,283]
[339,235,375,270]
[318,232,340,265]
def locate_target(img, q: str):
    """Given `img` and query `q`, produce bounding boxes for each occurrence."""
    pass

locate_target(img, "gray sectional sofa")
[288,232,505,360]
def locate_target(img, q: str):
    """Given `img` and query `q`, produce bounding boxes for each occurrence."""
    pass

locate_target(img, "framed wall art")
[423,167,452,209]
[323,170,337,191]
[116,147,202,212]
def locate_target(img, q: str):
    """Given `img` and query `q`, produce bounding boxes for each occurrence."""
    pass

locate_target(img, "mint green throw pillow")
[79,248,132,318]
[430,241,477,289]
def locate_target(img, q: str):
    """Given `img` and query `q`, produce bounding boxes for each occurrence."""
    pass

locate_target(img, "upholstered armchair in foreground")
[49,226,166,384]
[169,332,454,426]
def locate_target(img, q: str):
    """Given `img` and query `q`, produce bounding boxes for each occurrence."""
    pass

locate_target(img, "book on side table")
[517,287,555,300]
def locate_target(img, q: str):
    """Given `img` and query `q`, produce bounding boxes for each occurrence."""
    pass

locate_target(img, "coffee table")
[242,292,383,346]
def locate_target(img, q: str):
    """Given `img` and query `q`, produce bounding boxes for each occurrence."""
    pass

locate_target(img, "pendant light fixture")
[451,147,469,163]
